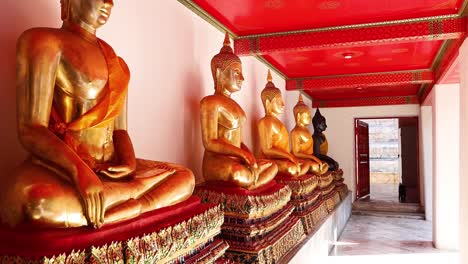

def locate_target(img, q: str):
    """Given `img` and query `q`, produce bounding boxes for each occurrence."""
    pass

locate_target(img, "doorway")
[355,117,420,204]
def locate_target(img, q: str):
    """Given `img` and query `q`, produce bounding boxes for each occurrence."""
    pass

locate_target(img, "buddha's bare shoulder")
[17,27,64,52]
[200,94,224,108]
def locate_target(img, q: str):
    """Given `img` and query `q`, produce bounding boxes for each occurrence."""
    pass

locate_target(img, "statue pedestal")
[195,181,305,264]
[0,196,228,263]
[276,173,328,234]
[332,169,349,200]
[320,172,342,213]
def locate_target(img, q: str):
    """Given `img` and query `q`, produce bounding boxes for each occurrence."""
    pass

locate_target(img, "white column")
[420,106,433,221]
[432,84,460,250]
[459,39,468,263]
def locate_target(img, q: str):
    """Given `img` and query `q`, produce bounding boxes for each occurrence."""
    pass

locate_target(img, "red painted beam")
[311,95,420,108]
[286,70,434,90]
[235,16,466,56]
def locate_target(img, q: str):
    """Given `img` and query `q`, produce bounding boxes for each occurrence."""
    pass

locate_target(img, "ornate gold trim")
[288,69,432,81]
[177,0,237,37]
[224,217,305,264]
[237,14,460,39]
[430,39,451,71]
[176,1,288,81]
[459,0,468,15]
[255,55,288,79]
[276,174,319,197]
[195,185,292,219]
[1,205,224,264]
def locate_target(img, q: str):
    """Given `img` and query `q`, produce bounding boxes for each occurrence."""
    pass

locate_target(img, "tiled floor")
[331,215,453,256]
[370,183,398,201]
[325,215,459,263]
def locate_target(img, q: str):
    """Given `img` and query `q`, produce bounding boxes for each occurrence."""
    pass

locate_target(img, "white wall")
[0,1,308,184]
[317,105,420,199]
[420,106,433,221]
[460,38,468,264]
[431,84,460,250]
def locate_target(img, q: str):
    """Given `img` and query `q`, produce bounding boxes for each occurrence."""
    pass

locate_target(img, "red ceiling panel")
[193,0,463,35]
[263,41,443,78]
[184,0,467,107]
[306,84,420,100]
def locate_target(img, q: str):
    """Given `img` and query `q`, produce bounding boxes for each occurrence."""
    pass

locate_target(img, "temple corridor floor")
[326,215,459,263]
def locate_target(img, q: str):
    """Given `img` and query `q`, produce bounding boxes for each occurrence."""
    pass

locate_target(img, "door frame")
[353,116,420,202]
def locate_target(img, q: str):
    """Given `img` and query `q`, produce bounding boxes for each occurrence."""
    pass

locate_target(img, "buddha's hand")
[97,163,136,179]
[250,163,259,185]
[242,150,257,167]
[292,158,301,177]
[77,165,105,228]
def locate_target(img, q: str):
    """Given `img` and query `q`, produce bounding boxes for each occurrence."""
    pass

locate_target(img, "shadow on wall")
[0,2,59,176]
[249,62,262,157]
[183,67,204,183]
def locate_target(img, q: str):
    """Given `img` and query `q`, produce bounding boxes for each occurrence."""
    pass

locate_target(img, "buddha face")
[268,94,285,116]
[65,0,114,28]
[218,62,244,93]
[314,116,327,132]
[297,111,311,126]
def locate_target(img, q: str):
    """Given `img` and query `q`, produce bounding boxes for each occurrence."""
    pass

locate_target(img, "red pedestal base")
[0,196,227,263]
[195,182,305,264]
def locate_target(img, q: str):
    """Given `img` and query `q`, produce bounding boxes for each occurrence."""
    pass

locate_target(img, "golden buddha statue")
[291,94,329,175]
[0,0,194,229]
[200,33,277,190]
[258,71,316,177]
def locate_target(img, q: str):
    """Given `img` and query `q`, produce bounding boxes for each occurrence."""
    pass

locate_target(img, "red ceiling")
[263,41,443,78]
[305,84,420,100]
[440,59,460,83]
[184,0,467,107]
[193,0,464,35]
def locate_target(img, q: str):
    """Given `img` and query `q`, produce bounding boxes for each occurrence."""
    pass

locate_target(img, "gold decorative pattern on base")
[295,199,329,234]
[0,206,224,264]
[224,217,305,264]
[324,191,342,213]
[195,185,292,219]
[276,174,319,197]
[318,172,334,189]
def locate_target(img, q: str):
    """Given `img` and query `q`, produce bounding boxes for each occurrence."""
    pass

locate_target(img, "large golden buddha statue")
[258,71,316,177]
[0,0,194,229]
[200,33,277,190]
[291,94,329,175]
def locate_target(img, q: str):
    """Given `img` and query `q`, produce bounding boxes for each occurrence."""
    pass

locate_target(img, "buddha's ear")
[216,68,223,79]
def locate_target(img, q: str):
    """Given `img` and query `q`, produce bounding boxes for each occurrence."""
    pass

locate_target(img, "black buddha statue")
[312,108,340,171]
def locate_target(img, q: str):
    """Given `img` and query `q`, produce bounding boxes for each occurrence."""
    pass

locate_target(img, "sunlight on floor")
[324,252,459,264]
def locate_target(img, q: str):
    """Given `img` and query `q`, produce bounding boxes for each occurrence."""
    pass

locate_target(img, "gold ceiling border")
[287,69,432,81]
[177,0,289,80]
[460,0,468,15]
[177,0,237,37]
[430,40,451,71]
[237,14,460,39]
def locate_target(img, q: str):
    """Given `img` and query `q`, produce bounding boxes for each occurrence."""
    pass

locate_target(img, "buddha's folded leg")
[297,159,311,176]
[103,159,195,222]
[275,159,299,177]
[0,161,87,228]
[202,151,255,188]
[136,163,195,213]
[298,159,321,175]
[254,159,278,188]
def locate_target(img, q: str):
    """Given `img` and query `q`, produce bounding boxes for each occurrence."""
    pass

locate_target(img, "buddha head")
[61,0,114,28]
[293,94,311,126]
[211,32,244,95]
[261,70,284,116]
[312,108,327,133]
